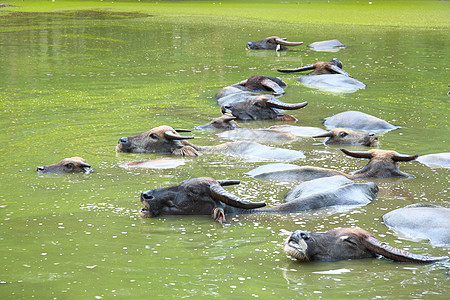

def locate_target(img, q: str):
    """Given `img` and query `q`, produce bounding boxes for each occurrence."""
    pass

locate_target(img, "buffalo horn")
[278,63,315,73]
[164,130,195,140]
[364,236,448,264]
[217,180,240,186]
[312,131,333,138]
[210,184,266,209]
[274,38,303,46]
[341,148,373,159]
[266,99,308,110]
[80,162,91,168]
[392,153,419,162]
[328,64,352,77]
[223,116,237,122]
[173,128,192,133]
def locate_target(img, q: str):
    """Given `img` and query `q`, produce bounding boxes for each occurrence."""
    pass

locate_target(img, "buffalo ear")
[341,148,373,159]
[217,180,240,187]
[210,184,266,209]
[364,236,448,264]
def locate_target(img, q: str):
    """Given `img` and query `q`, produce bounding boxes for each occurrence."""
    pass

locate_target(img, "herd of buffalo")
[37,37,449,267]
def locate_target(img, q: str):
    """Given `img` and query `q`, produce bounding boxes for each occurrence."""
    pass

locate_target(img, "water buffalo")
[324,111,399,132]
[218,128,298,144]
[194,116,241,130]
[217,75,287,97]
[417,153,450,168]
[118,158,186,169]
[246,36,303,51]
[297,74,366,93]
[278,58,351,77]
[312,128,379,146]
[36,157,92,173]
[284,227,448,263]
[248,148,418,181]
[221,97,308,121]
[383,204,450,246]
[139,177,376,223]
[117,126,305,161]
[307,39,346,52]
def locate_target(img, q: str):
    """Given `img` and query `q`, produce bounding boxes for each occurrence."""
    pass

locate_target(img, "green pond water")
[1,10,449,299]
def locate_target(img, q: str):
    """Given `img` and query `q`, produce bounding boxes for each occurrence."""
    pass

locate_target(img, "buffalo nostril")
[369,133,377,137]
[37,166,45,171]
[300,232,310,240]
[119,137,128,144]
[141,192,154,201]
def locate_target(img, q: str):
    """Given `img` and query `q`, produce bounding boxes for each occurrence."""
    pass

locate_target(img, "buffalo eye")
[149,133,158,140]
[65,163,74,170]
[339,132,348,138]
[342,237,358,247]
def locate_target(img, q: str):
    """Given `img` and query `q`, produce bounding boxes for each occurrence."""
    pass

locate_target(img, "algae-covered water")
[0,3,449,299]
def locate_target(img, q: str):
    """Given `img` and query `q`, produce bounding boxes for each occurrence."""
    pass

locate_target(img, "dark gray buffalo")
[284,227,448,263]
[312,128,379,146]
[221,97,308,121]
[37,157,92,173]
[383,204,450,246]
[248,148,418,181]
[246,36,303,51]
[117,126,305,161]
[217,75,287,98]
[139,177,376,223]
[324,111,399,132]
[307,39,346,52]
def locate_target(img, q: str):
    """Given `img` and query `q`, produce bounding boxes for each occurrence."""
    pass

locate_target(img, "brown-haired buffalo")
[194,115,241,130]
[284,227,448,263]
[248,148,418,181]
[278,58,351,77]
[313,128,378,146]
[246,36,303,51]
[139,177,377,223]
[37,157,92,173]
[221,97,308,121]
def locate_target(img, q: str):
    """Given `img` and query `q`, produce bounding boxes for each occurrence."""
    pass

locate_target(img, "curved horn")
[266,99,308,110]
[223,116,237,122]
[164,130,195,140]
[278,63,315,73]
[80,162,91,168]
[217,180,240,186]
[261,78,285,95]
[173,128,192,133]
[312,131,333,138]
[210,184,266,209]
[328,64,352,77]
[364,236,448,264]
[341,148,373,159]
[274,38,303,46]
[392,153,419,162]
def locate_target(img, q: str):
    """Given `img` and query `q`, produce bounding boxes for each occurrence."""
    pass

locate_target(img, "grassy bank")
[1,0,449,28]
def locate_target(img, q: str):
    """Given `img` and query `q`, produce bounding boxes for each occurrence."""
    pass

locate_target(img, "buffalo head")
[278,58,352,77]
[221,96,308,121]
[246,36,303,51]
[37,157,92,173]
[116,126,198,156]
[194,115,241,130]
[313,128,378,146]
[342,148,418,179]
[139,177,266,223]
[284,227,448,263]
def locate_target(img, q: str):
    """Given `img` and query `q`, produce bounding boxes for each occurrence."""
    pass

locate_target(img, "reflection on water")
[0,11,449,299]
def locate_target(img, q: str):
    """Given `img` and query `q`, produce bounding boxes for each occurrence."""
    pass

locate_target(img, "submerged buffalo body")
[284,227,448,263]
[118,158,186,169]
[269,125,328,137]
[246,36,303,51]
[222,97,308,121]
[117,126,305,161]
[37,157,92,173]
[324,111,399,132]
[312,128,378,146]
[218,128,297,144]
[417,153,450,168]
[297,74,366,93]
[307,39,346,52]
[248,148,418,181]
[383,204,450,246]
[139,177,374,223]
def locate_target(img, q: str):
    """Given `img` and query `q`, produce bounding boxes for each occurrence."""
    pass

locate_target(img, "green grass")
[1,0,449,28]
